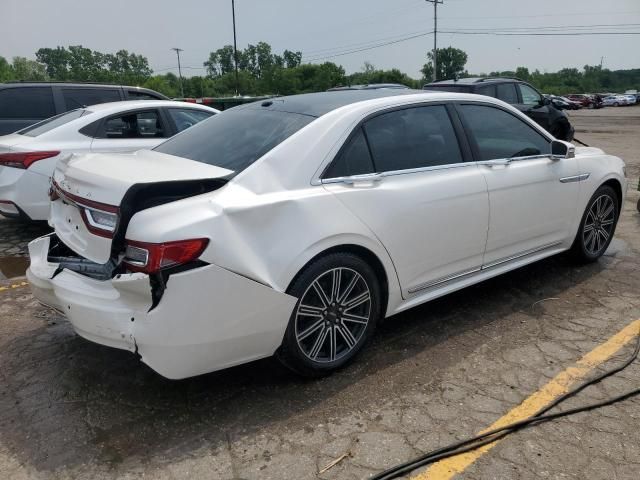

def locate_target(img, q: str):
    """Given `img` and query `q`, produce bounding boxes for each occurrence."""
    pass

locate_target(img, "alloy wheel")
[294,267,371,363]
[582,194,616,256]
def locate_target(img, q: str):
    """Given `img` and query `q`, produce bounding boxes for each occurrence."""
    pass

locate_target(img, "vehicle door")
[513,83,550,130]
[90,109,171,152]
[322,103,489,298]
[456,102,580,267]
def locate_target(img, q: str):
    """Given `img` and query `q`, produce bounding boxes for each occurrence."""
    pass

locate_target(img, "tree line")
[1,44,638,98]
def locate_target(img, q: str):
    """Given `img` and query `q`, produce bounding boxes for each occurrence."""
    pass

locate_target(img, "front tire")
[570,185,619,263]
[277,253,382,377]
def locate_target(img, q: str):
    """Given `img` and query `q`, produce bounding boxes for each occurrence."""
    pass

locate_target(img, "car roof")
[83,100,217,114]
[237,89,431,117]
[425,77,522,86]
[327,83,410,91]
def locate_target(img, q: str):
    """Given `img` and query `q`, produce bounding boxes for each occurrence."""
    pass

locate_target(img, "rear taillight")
[0,151,60,169]
[50,179,120,238]
[123,238,209,274]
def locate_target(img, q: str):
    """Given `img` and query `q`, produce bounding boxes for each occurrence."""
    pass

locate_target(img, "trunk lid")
[51,149,232,264]
[0,133,33,153]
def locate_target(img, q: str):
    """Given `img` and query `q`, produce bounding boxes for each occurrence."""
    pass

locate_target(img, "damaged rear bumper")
[27,234,297,379]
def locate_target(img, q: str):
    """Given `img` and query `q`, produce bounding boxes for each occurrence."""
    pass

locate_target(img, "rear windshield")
[154,108,314,175]
[423,85,469,93]
[18,109,93,137]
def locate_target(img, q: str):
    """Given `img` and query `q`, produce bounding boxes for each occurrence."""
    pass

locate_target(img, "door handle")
[343,173,383,185]
[482,159,512,167]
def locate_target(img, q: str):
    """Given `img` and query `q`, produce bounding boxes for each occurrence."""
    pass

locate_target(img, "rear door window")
[363,105,463,172]
[100,110,167,138]
[496,83,518,103]
[459,104,550,160]
[0,87,55,119]
[475,85,496,98]
[62,88,121,110]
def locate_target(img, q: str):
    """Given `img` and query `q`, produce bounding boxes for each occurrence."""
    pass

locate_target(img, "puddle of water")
[0,256,30,281]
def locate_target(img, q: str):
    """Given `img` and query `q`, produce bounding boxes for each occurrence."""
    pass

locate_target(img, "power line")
[304,24,640,62]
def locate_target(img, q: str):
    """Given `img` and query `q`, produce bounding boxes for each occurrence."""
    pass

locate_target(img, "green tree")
[421,47,468,82]
[11,57,47,81]
[35,47,70,80]
[0,56,14,82]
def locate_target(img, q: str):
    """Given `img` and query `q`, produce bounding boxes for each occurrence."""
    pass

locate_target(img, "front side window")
[62,88,121,109]
[167,108,214,133]
[18,109,92,137]
[0,87,55,119]
[363,105,463,172]
[102,110,165,139]
[496,83,518,103]
[518,84,542,106]
[323,128,374,178]
[154,108,314,175]
[459,104,550,160]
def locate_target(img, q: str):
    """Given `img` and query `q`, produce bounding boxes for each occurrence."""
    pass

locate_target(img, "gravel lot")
[1,106,639,480]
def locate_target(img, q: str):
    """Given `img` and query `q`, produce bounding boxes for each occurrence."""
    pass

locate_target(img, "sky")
[2,0,639,78]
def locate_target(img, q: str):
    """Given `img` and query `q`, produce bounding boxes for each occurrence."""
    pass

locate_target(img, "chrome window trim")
[320,161,475,185]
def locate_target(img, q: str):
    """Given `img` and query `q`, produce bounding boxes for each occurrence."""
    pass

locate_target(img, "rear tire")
[570,185,619,263]
[277,253,382,377]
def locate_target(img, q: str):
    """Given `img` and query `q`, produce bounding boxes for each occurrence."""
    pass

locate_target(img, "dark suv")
[423,77,574,141]
[0,82,168,135]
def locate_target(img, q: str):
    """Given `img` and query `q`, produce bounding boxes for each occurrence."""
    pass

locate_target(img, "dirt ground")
[1,106,639,480]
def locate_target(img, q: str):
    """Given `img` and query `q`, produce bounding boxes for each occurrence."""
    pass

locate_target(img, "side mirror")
[551,140,575,160]
[541,97,551,106]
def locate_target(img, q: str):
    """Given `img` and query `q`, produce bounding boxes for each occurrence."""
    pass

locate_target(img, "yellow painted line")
[0,281,29,293]
[413,318,640,480]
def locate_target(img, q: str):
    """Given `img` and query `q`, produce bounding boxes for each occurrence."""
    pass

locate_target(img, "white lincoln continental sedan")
[27,90,627,379]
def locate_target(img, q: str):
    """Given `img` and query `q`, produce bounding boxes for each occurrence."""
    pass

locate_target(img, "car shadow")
[0,253,609,473]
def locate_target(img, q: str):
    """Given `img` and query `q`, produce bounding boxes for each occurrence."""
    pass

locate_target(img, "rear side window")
[459,104,550,160]
[363,105,463,172]
[155,108,314,175]
[166,108,214,133]
[128,90,161,100]
[423,85,469,93]
[18,109,92,137]
[62,88,121,109]
[496,83,518,103]
[323,128,374,178]
[0,87,55,119]
[101,110,166,138]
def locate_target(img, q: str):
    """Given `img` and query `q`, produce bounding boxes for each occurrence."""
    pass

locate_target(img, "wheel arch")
[601,178,623,213]
[285,241,395,318]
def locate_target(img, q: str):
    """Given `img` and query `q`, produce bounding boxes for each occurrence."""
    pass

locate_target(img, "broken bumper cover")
[27,234,298,379]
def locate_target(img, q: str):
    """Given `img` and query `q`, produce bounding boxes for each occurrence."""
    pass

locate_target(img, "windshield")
[18,109,93,137]
[155,108,314,175]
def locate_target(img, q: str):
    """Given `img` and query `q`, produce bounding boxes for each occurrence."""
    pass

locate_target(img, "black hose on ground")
[371,330,640,480]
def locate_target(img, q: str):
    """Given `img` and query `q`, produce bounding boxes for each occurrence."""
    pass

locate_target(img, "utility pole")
[171,47,184,97]
[425,0,443,82]
[231,0,240,96]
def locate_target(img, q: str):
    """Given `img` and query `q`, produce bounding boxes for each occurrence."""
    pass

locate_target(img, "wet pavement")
[0,108,640,480]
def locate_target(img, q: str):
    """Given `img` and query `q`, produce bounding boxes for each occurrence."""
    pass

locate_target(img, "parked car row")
[0,84,623,379]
